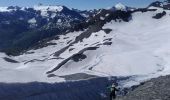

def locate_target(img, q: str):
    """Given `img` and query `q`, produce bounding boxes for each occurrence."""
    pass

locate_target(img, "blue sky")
[0,0,164,10]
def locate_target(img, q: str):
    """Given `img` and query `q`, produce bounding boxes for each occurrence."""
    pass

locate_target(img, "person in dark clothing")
[108,83,118,100]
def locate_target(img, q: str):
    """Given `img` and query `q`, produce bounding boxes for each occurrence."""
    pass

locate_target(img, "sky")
[0,0,164,10]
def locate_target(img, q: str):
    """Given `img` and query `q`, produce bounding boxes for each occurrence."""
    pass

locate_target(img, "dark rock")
[148,1,170,10]
[117,75,170,100]
[164,4,170,10]
[71,54,87,62]
[47,74,57,78]
[24,59,45,65]
[103,28,112,34]
[3,57,19,63]
[95,34,98,36]
[103,42,112,45]
[149,1,163,8]
[69,48,75,51]
[67,40,72,44]
[63,37,69,39]
[153,11,166,19]
[53,46,70,57]
[103,38,112,42]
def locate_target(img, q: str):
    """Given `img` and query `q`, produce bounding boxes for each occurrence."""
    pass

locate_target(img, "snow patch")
[100,17,105,20]
[34,5,63,12]
[115,3,126,11]
[57,19,62,23]
[34,5,63,17]
[0,7,10,12]
[28,18,37,24]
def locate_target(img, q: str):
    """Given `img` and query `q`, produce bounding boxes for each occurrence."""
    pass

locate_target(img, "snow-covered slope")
[0,5,170,87]
[49,7,170,77]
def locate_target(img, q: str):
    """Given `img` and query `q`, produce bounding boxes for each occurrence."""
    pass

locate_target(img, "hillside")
[0,5,86,55]
[117,75,170,100]
[0,0,170,99]
[0,1,169,84]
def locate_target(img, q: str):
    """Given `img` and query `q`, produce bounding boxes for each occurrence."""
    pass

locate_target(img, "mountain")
[114,3,127,11]
[72,8,99,18]
[0,5,86,55]
[149,0,170,9]
[0,1,170,99]
[0,1,169,83]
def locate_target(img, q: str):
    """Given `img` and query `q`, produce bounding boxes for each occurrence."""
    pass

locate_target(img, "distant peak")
[33,5,64,12]
[0,6,20,12]
[148,0,170,10]
[115,3,126,11]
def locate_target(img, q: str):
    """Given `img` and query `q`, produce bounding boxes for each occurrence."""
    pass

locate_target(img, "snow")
[81,13,89,18]
[100,17,105,20]
[0,7,20,12]
[115,3,126,11]
[57,19,62,23]
[0,52,64,83]
[105,14,109,17]
[99,8,170,86]
[0,7,11,12]
[28,18,37,24]
[50,7,170,85]
[34,5,63,17]
[51,13,57,18]
[34,5,63,12]
[0,7,170,86]
[0,31,84,83]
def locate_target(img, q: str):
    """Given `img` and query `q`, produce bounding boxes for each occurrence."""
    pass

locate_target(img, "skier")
[108,83,118,100]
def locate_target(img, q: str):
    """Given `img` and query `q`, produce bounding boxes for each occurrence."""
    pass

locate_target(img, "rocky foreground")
[117,75,170,100]
[0,77,114,100]
[1,75,170,100]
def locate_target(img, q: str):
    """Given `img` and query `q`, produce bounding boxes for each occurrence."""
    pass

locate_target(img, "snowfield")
[0,7,170,87]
